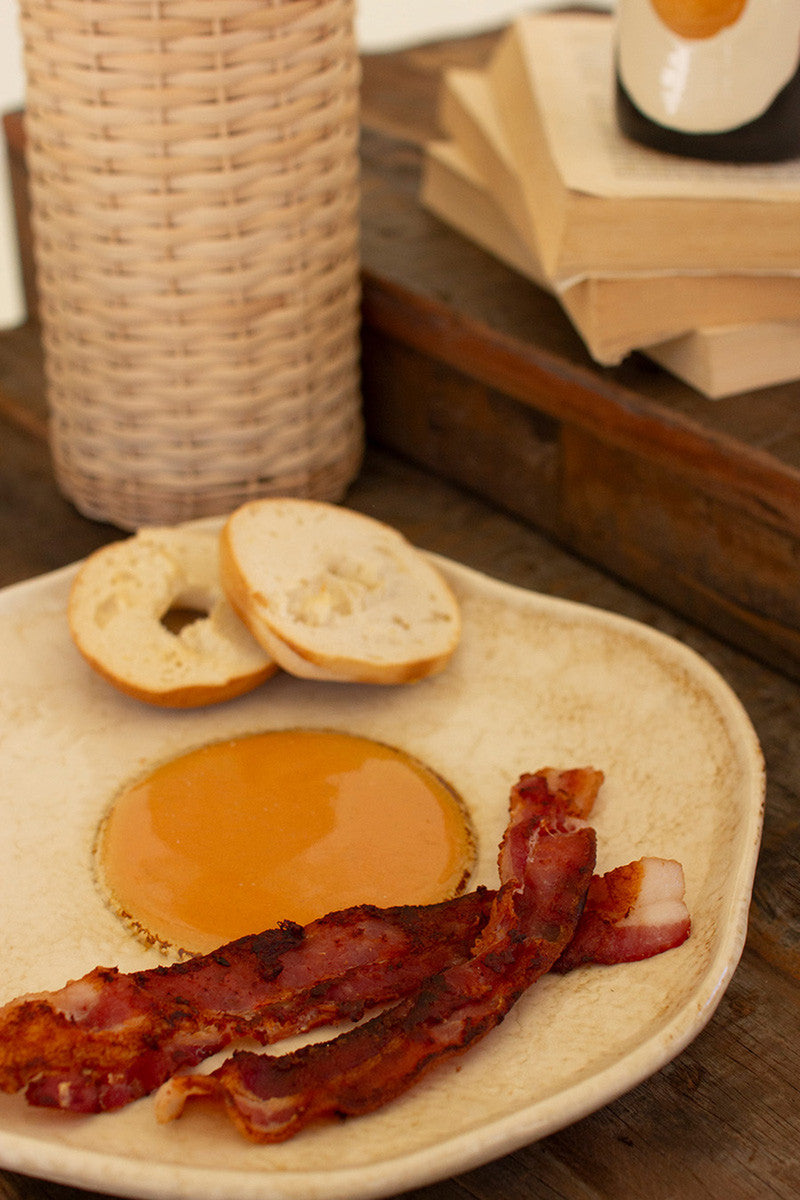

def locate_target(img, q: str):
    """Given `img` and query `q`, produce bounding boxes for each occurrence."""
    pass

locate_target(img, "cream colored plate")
[0,548,764,1200]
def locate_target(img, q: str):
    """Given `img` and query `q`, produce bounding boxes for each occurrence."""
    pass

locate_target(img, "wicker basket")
[18,0,363,529]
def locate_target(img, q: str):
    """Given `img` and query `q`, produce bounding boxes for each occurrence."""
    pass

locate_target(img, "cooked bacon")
[0,766,691,1126]
[498,768,604,885]
[512,768,605,821]
[510,772,691,971]
[0,891,492,1113]
[555,857,691,972]
[155,769,598,1142]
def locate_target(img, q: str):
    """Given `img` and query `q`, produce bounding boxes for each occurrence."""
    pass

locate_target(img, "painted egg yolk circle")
[96,729,475,956]
[651,0,747,39]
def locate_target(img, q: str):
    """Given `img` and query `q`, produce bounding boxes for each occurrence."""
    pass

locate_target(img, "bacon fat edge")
[555,856,691,973]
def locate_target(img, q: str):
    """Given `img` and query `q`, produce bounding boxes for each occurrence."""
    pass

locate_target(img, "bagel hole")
[161,605,209,635]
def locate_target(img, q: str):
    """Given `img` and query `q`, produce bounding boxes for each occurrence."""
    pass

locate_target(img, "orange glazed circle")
[650,0,747,39]
[96,729,475,956]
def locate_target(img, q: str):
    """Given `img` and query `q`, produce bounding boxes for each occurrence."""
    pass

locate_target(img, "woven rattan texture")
[18,0,363,528]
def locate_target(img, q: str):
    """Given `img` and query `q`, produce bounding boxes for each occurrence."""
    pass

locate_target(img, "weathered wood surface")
[359,36,800,683]
[0,32,799,1200]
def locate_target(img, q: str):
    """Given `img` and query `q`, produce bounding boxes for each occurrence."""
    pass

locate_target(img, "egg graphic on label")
[651,0,747,40]
[617,0,800,136]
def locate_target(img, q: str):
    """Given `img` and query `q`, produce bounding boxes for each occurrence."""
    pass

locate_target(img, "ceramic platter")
[0,541,765,1200]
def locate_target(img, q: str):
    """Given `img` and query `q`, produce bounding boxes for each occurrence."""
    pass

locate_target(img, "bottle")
[615,0,800,163]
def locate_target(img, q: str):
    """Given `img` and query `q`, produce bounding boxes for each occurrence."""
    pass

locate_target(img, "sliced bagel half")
[220,499,461,684]
[68,525,276,707]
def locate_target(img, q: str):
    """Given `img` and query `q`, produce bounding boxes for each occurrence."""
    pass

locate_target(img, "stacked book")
[421,10,800,398]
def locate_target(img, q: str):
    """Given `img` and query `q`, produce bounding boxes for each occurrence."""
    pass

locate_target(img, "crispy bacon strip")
[0,891,492,1113]
[498,768,603,885]
[154,768,599,1142]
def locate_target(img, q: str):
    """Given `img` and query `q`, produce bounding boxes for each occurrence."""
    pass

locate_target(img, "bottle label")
[617,0,800,134]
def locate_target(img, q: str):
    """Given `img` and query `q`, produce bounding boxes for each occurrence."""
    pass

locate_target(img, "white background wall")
[1,0,24,112]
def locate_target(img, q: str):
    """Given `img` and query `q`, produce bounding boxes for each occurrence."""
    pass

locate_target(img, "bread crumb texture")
[68,527,274,707]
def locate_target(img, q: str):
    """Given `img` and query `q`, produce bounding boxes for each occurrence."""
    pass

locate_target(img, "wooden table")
[1,32,800,1200]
